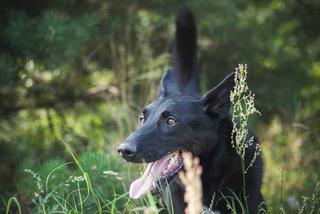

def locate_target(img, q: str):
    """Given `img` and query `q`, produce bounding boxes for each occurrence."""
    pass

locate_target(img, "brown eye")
[166,118,177,126]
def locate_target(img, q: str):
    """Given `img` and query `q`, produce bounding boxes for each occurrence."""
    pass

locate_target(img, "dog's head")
[117,9,234,199]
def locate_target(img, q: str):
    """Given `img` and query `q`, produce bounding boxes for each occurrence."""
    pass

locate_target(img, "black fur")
[173,9,200,96]
[118,9,264,214]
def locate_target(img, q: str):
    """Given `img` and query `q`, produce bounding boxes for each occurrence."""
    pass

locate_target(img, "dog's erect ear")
[202,73,235,114]
[173,8,200,96]
[159,69,180,99]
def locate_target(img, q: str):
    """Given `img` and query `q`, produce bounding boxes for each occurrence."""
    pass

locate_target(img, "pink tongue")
[129,154,172,199]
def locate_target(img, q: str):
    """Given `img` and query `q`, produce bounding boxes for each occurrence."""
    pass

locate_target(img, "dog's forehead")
[146,96,200,113]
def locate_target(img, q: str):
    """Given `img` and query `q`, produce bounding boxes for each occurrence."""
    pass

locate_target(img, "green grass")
[3,138,320,213]
[5,139,163,214]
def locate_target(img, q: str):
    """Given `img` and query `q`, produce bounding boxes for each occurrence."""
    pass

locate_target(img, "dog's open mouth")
[129,151,183,199]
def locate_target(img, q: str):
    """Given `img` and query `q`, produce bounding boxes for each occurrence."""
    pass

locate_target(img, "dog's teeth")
[169,159,175,165]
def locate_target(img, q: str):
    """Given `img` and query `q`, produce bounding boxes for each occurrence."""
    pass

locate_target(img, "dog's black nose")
[117,143,137,160]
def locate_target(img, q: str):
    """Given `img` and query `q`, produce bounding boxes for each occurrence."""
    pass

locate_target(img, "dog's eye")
[166,117,177,126]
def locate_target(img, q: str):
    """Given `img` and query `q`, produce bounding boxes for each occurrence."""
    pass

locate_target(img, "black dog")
[118,9,264,214]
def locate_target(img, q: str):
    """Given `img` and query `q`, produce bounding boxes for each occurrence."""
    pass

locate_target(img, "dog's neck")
[199,117,244,206]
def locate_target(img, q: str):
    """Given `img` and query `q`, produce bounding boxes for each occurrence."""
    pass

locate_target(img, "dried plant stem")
[179,152,203,214]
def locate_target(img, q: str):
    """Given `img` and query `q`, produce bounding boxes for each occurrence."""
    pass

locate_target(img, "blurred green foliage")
[0,0,319,213]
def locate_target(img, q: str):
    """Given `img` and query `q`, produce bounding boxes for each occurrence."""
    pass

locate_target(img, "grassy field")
[2,65,320,213]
